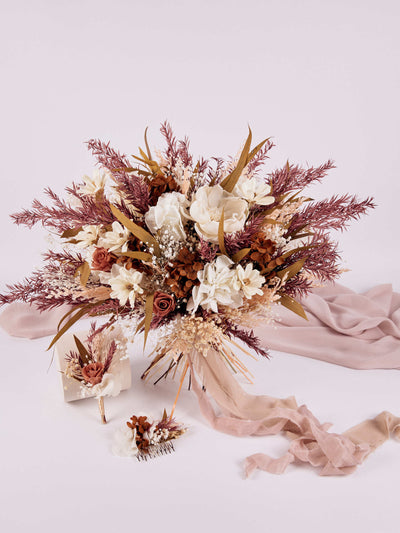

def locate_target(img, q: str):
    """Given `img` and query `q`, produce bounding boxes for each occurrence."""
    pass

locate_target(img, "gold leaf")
[61,227,82,239]
[47,302,102,351]
[232,248,251,263]
[218,209,227,256]
[74,261,91,286]
[276,258,307,281]
[144,126,152,160]
[119,251,153,262]
[246,137,271,165]
[278,293,308,320]
[220,127,252,193]
[143,293,154,350]
[73,335,90,365]
[110,204,160,257]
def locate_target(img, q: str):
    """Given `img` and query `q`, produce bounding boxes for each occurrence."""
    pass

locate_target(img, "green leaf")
[232,248,251,263]
[278,293,308,320]
[218,209,227,256]
[110,204,160,257]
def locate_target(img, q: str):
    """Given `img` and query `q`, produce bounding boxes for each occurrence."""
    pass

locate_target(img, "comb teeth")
[136,441,175,462]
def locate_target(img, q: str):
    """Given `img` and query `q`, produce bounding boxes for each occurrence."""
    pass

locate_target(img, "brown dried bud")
[92,247,116,272]
[153,292,176,317]
[81,362,104,385]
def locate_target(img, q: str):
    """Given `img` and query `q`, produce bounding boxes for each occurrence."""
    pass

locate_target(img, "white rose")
[189,185,248,243]
[145,191,188,241]
[233,174,274,206]
[188,255,243,313]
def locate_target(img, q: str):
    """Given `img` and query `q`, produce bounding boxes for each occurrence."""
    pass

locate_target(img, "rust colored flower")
[127,415,152,450]
[92,247,116,271]
[153,292,175,317]
[149,172,178,204]
[81,362,104,385]
[166,247,203,298]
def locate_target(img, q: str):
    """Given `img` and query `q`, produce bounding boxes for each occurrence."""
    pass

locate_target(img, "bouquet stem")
[169,361,189,420]
[98,396,106,424]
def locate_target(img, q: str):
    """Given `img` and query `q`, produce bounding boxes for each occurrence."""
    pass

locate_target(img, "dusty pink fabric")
[255,283,400,370]
[0,302,72,339]
[188,348,400,476]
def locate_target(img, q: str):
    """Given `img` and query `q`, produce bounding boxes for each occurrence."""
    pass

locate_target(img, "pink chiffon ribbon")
[188,348,400,476]
[1,283,399,476]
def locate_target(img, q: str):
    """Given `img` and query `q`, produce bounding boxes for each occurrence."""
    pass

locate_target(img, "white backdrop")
[0,2,399,532]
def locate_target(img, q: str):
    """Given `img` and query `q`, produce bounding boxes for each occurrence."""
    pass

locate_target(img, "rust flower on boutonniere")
[153,292,176,317]
[81,361,105,385]
[92,247,117,271]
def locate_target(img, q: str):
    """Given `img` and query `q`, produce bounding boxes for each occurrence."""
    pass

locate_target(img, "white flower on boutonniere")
[233,174,274,206]
[98,221,130,253]
[188,255,242,313]
[112,427,138,457]
[189,185,248,243]
[108,264,144,307]
[235,263,265,299]
[145,191,188,241]
[79,168,111,196]
[74,225,101,248]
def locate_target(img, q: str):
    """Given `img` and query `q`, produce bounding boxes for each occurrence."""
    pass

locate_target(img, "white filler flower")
[98,221,130,253]
[233,174,274,206]
[189,255,242,313]
[108,264,144,307]
[189,185,248,243]
[235,263,265,299]
[145,191,188,241]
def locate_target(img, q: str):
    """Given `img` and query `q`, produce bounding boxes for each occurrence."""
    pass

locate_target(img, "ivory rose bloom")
[145,191,188,241]
[189,185,248,243]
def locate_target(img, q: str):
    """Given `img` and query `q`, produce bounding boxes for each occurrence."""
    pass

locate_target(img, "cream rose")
[233,174,274,206]
[189,185,248,243]
[145,191,188,241]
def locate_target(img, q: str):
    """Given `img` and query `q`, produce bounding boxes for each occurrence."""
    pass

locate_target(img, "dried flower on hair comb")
[112,410,186,461]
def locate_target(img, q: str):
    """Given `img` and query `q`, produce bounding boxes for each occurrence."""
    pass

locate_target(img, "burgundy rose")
[81,362,104,385]
[153,292,175,317]
[92,247,116,272]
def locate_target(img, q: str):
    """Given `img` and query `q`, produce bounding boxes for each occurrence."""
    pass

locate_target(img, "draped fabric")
[1,283,399,476]
[255,283,400,370]
[188,348,400,476]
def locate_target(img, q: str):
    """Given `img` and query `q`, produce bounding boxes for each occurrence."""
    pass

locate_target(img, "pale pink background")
[0,2,399,533]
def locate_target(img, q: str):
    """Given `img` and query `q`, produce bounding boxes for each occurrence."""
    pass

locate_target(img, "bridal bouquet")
[0,123,374,413]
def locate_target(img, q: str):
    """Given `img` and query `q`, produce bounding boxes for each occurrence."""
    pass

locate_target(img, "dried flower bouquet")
[0,123,374,414]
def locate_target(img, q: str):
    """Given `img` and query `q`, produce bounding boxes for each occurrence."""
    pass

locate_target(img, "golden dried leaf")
[110,204,160,257]
[278,293,308,320]
[218,209,227,256]
[143,293,154,350]
[232,248,251,263]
